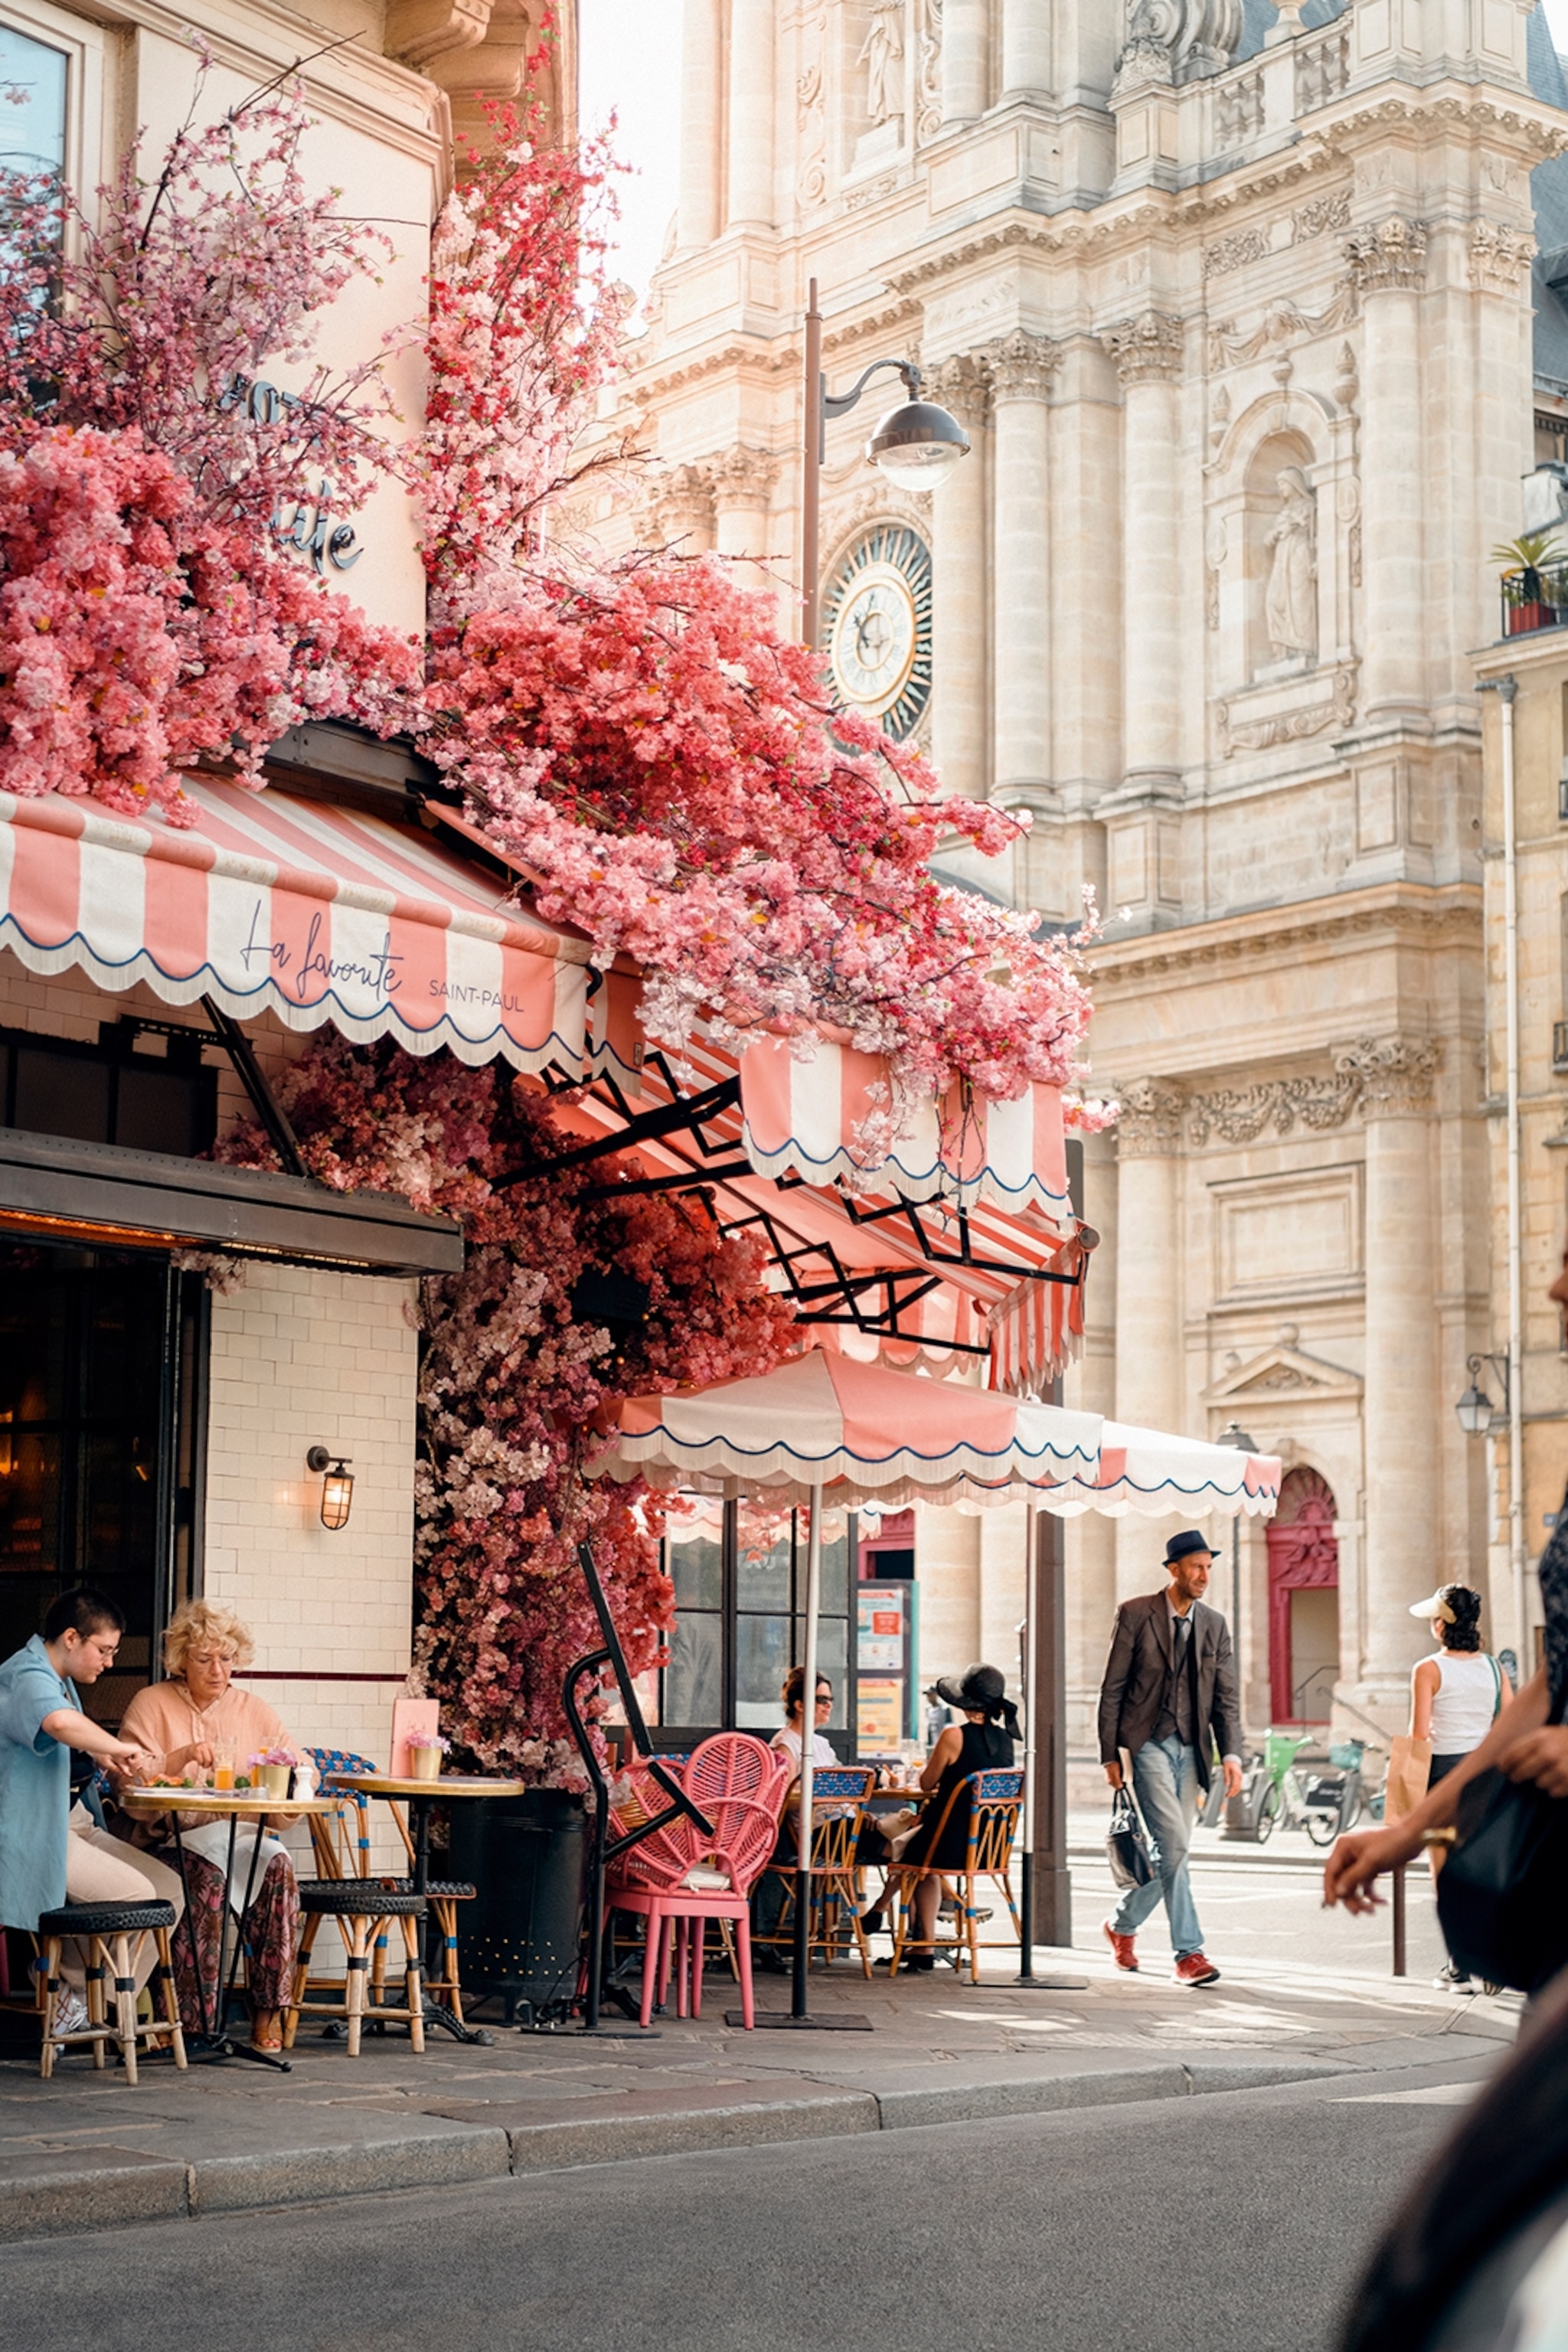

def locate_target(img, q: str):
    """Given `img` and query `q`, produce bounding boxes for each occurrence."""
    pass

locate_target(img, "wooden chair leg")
[401,1916,425,2055]
[371,1923,390,2024]
[85,1940,107,2070]
[155,1929,188,2069]
[110,1932,139,2086]
[344,1920,371,2058]
[434,1899,463,2021]
[283,1913,322,2050]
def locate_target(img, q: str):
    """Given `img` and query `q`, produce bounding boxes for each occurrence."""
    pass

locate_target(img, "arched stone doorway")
[1266,1467,1340,1723]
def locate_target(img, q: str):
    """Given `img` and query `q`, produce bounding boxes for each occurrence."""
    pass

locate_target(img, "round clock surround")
[822,523,933,741]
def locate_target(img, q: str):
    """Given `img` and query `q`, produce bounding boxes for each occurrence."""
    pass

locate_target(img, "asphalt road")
[1,2059,1494,2352]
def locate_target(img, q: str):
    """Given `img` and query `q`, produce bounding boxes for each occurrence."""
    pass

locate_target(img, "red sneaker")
[1102,1921,1138,1972]
[1174,1952,1221,1987]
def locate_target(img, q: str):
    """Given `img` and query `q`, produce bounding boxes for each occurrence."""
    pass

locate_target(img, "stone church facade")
[617,0,1568,1745]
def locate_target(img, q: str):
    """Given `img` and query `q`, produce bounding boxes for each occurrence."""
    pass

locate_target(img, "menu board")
[857,1581,916,1748]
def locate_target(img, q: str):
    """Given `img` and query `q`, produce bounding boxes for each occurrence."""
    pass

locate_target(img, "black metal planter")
[446,1788,589,2023]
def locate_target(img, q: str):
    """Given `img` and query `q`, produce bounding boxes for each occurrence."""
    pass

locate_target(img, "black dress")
[900,1721,1014,1870]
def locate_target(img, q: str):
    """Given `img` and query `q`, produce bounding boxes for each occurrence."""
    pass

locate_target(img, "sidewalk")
[0,1917,1518,2244]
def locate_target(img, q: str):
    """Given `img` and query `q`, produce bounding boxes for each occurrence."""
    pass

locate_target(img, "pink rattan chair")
[605,1733,790,2028]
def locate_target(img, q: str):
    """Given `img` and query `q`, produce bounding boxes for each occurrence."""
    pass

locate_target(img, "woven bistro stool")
[285,1882,428,2057]
[372,1877,476,2025]
[36,1901,186,2084]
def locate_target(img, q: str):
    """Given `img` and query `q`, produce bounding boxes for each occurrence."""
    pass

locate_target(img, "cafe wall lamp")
[305,1445,354,1530]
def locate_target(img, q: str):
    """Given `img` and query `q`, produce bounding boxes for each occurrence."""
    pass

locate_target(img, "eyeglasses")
[185,1649,235,1671]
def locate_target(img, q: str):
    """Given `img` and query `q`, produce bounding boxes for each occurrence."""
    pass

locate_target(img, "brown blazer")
[1096,1590,1243,1794]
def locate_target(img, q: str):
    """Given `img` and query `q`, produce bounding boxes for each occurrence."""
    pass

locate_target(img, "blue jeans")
[1108,1736,1204,1958]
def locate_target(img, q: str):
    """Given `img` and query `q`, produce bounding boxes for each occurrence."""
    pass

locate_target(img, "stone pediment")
[1202,1343,1362,1407]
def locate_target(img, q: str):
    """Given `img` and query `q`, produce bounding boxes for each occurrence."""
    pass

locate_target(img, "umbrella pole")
[1018,1505,1037,1981]
[791,1484,823,2020]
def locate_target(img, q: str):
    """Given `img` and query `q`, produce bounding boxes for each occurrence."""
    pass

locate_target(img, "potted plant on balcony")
[1494,531,1565,634]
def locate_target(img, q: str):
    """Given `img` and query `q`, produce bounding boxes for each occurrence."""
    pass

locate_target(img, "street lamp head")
[1455,1380,1493,1437]
[865,397,970,490]
[1217,1421,1259,1453]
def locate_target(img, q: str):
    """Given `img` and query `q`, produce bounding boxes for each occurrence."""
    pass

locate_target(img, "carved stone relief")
[1187,1073,1362,1145]
[1343,217,1428,295]
[1100,311,1185,385]
[1469,221,1536,296]
[916,0,943,143]
[1116,0,1243,90]
[1207,282,1357,370]
[1217,663,1356,757]
[797,12,828,209]
[859,0,905,126]
[1112,1076,1186,1156]
[985,328,1061,403]
[1333,1035,1442,1116]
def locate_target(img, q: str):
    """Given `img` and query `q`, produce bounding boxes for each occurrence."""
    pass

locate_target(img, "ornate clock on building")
[822,524,933,741]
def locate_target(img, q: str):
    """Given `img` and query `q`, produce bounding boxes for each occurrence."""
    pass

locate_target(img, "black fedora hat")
[1163,1528,1213,1564]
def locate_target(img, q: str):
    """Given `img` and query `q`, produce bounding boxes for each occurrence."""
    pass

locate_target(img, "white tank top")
[1425,1651,1501,1753]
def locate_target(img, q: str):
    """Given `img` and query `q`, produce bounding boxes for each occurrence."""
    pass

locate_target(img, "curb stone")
[0,2059,1357,2242]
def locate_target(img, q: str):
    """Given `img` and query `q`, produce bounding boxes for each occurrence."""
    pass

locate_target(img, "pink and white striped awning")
[1044,1422,1282,1519]
[737,1032,1072,1220]
[0,780,590,1072]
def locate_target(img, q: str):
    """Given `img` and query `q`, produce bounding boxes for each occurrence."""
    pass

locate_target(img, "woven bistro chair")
[886,1768,1024,1984]
[35,1900,186,2083]
[305,1749,477,2025]
[754,1764,875,1978]
[284,1760,426,2057]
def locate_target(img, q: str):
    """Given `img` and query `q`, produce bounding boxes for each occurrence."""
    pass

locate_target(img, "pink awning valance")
[0,780,590,1072]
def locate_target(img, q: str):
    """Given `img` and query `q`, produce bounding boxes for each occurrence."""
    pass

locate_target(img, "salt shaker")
[292,1761,318,1802]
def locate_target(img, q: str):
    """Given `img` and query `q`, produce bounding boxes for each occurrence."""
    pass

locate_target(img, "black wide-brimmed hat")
[931,1663,1021,1738]
[1163,1528,1213,1564]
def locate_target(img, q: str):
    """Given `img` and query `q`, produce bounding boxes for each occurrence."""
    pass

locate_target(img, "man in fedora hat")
[1096,1529,1243,1986]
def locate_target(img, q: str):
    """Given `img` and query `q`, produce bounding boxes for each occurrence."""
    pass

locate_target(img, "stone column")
[1112,1078,1185,1603]
[988,331,1059,803]
[641,463,716,557]
[709,449,778,572]
[1001,0,1053,97]
[942,0,988,123]
[678,0,724,250]
[1099,313,1183,789]
[1346,220,1427,728]
[926,353,991,803]
[727,0,775,229]
[1339,1035,1442,1711]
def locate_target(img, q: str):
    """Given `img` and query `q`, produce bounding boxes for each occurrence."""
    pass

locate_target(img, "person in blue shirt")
[0,1587,183,2040]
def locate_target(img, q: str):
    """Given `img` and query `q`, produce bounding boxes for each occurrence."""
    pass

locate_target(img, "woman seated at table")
[888,1662,1017,1972]
[113,1601,302,2055]
[770,1667,835,1775]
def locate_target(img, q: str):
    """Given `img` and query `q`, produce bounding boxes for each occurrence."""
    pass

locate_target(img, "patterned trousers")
[155,1845,299,2033]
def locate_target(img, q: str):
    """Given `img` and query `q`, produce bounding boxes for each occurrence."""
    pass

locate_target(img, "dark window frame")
[0,1017,219,1158]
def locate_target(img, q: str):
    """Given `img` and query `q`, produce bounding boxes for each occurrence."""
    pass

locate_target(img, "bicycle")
[1256,1733,1367,1846]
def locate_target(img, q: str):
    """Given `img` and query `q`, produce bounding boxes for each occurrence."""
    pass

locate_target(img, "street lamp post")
[800,276,970,646]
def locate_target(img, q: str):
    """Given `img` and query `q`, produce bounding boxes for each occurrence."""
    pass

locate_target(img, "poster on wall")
[857,1582,916,1747]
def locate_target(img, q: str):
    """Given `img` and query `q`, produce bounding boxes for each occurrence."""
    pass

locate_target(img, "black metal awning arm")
[492,1076,741,1190]
[201,998,309,1180]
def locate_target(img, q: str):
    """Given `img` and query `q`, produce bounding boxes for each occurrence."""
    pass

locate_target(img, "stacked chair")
[605,1734,792,2027]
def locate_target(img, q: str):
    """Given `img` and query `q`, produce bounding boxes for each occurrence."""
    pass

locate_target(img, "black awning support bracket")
[201,998,310,1181]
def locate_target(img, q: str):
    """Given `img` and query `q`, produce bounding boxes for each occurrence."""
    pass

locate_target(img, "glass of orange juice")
[212,1740,235,1792]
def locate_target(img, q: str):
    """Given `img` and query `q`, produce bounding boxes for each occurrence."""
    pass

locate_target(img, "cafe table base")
[119,1789,338,2073]
[335,1772,528,2050]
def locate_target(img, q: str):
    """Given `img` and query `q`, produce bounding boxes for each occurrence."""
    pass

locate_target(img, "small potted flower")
[407,1730,449,1783]
[250,1748,296,1800]
[1494,530,1565,634]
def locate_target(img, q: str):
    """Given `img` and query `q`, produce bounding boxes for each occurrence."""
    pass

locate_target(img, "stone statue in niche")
[859,0,905,125]
[1264,466,1317,660]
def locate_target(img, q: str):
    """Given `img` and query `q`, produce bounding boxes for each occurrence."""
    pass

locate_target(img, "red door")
[1265,1468,1339,1723]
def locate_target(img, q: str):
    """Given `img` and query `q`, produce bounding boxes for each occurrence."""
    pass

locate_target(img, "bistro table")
[118,1785,338,2073]
[332,1772,527,2046]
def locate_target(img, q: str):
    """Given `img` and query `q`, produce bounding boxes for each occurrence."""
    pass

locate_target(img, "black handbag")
[1106,1784,1159,1890]
[1436,1761,1568,1994]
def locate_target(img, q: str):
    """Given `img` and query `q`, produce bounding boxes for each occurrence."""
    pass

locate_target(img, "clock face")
[823,524,933,741]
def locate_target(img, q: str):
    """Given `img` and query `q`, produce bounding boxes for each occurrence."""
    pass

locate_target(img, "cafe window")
[0,1243,207,1726]
[0,1019,218,1158]
[659,1498,855,1753]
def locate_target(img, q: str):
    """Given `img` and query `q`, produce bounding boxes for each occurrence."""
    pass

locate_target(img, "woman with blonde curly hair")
[113,1600,302,2053]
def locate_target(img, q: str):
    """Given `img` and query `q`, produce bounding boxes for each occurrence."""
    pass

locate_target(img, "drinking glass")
[212,1740,236,1792]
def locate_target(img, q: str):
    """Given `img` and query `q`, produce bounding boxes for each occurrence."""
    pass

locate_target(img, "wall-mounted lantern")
[306,1444,354,1530]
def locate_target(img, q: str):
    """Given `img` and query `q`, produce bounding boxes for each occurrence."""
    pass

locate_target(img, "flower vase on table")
[251,1749,295,1799]
[408,1734,449,1782]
